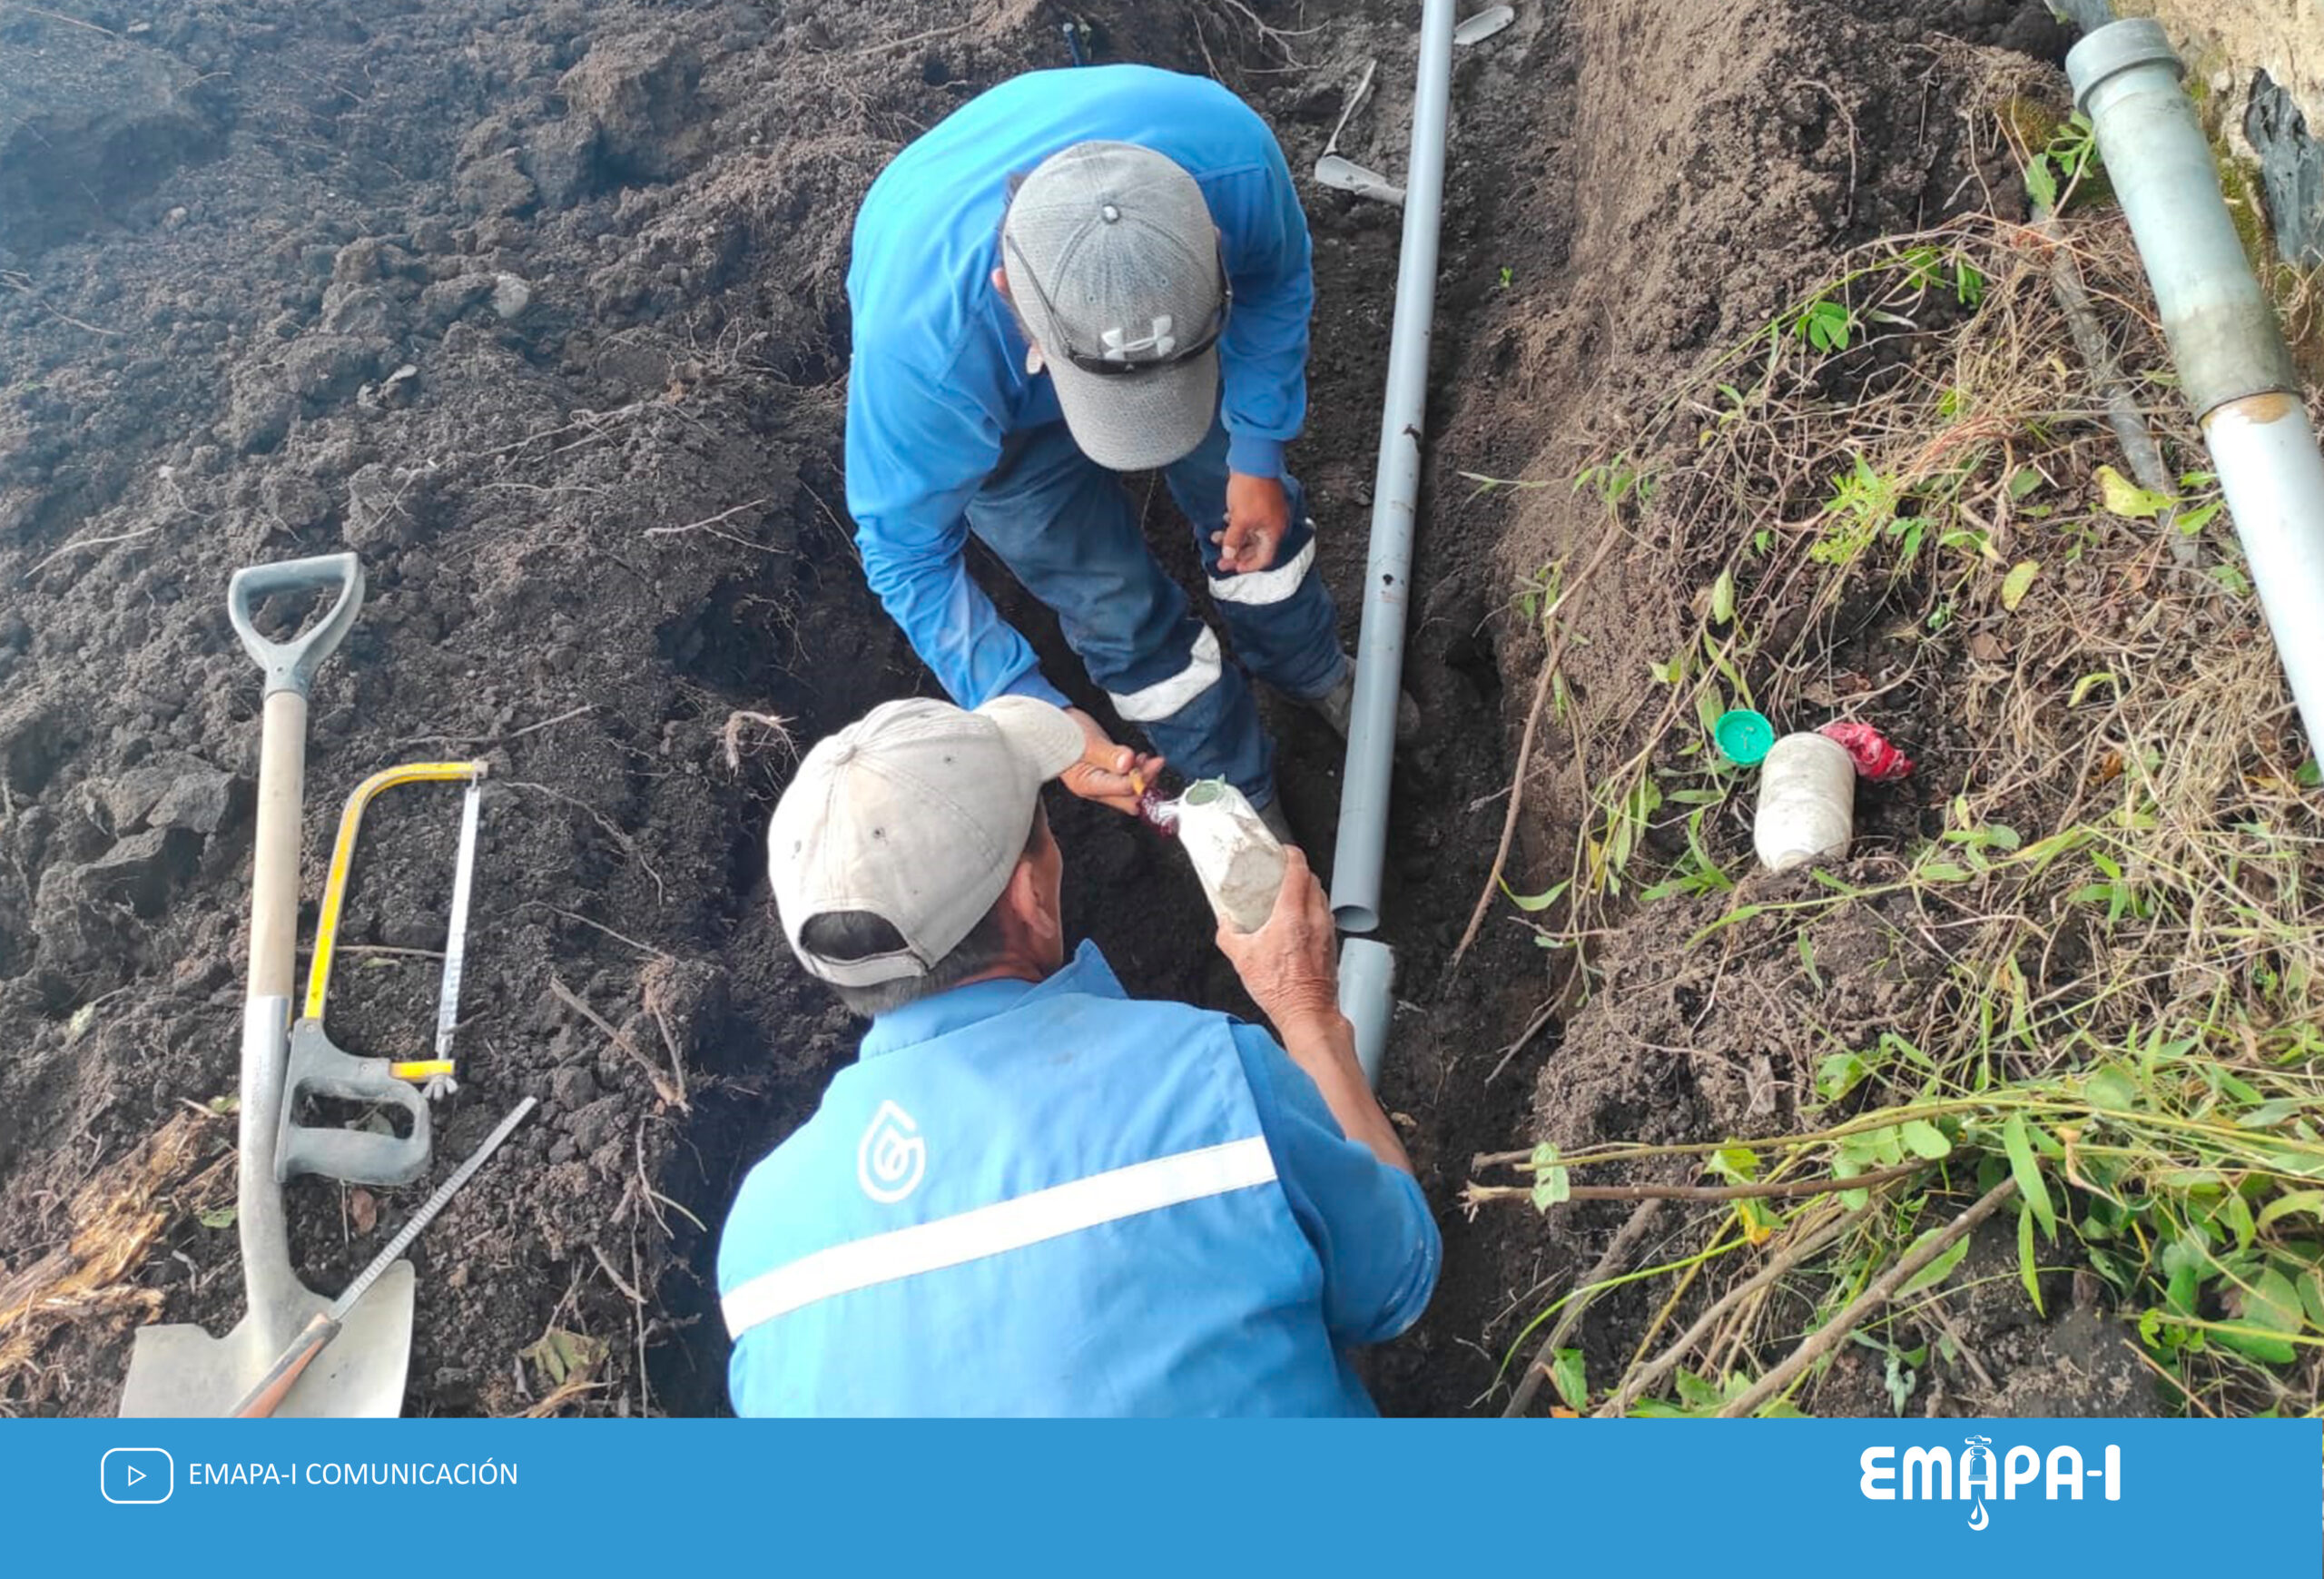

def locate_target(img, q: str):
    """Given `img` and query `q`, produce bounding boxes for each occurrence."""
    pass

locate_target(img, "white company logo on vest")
[856,1100,927,1203]
[1861,1436,2122,1531]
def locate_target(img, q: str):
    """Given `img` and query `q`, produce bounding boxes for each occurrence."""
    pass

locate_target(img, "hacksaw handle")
[228,1310,341,1418]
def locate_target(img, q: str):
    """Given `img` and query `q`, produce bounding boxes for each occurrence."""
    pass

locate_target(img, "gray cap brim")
[1048,347,1218,472]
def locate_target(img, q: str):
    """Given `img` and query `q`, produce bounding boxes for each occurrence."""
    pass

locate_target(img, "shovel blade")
[1315,155,1405,205]
[1455,5,1515,44]
[118,1262,416,1418]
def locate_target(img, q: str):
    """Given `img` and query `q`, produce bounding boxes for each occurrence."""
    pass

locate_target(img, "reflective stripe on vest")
[722,1136,1278,1342]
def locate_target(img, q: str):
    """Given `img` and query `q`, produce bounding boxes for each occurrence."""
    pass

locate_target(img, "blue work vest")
[719,945,1377,1416]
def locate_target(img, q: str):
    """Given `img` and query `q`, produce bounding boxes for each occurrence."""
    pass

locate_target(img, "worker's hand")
[1214,846,1342,1031]
[1214,471,1291,575]
[1060,706,1165,816]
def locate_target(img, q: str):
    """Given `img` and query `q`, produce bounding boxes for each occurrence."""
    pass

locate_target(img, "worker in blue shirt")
[719,694,1441,1415]
[842,64,1414,845]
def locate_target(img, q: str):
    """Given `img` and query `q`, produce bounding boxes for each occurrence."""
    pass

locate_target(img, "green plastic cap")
[1714,708,1774,766]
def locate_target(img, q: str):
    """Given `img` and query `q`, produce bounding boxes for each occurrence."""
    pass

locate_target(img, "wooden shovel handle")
[228,1311,341,1418]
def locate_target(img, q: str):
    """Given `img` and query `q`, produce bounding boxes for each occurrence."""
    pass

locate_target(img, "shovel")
[1315,60,1405,207]
[120,551,417,1419]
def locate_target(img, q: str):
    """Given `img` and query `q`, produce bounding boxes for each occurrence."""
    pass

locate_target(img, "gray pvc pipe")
[2069,21,2324,746]
[1331,0,1455,937]
[1338,936,1394,1089]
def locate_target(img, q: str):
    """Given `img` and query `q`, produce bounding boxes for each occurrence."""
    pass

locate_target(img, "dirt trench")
[0,0,2078,1417]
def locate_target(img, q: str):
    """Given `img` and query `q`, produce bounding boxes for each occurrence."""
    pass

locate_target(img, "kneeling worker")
[718,695,1440,1415]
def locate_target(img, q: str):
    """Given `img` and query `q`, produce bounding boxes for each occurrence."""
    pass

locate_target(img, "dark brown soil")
[0,0,2110,1418]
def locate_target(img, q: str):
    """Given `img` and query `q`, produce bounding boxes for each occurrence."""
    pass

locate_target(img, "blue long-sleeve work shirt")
[842,65,1315,710]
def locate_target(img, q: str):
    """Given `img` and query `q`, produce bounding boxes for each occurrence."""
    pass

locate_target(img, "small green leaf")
[2068,671,2118,706]
[1816,1051,1866,1101]
[1530,1165,1572,1212]
[1916,862,1971,883]
[2017,1199,2046,1316]
[1550,1347,1588,1411]
[2256,1190,2324,1231]
[1501,877,1571,913]
[65,1002,97,1043]
[1897,1225,1974,1294]
[2095,464,2172,520]
[1709,568,1736,624]
[2083,1066,2139,1112]
[2006,467,2043,500]
[2004,1114,2057,1241]
[1899,1120,1952,1160]
[206,1094,241,1117]
[2024,153,2058,213]
[2214,1268,2303,1365]
[2000,559,2041,611]
[198,1207,237,1229]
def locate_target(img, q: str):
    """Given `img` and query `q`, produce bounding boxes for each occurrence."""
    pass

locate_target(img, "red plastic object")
[1817,721,1915,782]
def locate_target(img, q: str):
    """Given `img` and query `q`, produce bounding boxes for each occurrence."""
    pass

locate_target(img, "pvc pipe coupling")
[2066,20,2299,418]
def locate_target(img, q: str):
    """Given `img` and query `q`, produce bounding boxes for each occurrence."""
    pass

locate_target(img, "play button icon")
[100,1447,173,1505]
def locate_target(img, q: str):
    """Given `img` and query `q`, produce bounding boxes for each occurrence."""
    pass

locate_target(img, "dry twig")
[1714,1179,2017,1417]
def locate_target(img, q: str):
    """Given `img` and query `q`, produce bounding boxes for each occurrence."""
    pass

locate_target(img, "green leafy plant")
[1793,295,1854,354]
[2024,111,2098,214]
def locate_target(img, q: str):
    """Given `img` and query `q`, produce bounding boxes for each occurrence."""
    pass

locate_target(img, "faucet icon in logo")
[1962,1436,1994,1531]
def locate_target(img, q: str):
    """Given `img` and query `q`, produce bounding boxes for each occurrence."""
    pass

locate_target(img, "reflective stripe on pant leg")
[1107,626,1224,723]
[1207,535,1316,606]
[1162,430,1344,700]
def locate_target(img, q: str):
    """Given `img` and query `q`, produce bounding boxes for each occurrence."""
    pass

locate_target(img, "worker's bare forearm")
[1275,1005,1413,1176]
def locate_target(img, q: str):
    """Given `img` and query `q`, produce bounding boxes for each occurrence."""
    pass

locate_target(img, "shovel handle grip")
[229,552,365,699]
[228,1311,341,1418]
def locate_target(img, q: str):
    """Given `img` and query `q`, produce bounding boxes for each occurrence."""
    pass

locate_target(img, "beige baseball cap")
[1000,140,1229,471]
[768,696,1086,987]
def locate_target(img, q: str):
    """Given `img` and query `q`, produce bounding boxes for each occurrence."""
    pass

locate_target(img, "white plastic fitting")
[1169,780,1289,934]
[1753,732,1855,873]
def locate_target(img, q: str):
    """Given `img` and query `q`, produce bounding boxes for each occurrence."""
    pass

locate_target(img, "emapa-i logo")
[1861,1436,2121,1530]
[856,1100,927,1204]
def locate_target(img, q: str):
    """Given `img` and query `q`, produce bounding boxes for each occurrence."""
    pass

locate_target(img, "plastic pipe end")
[1338,936,1395,1090]
[2066,18,2182,112]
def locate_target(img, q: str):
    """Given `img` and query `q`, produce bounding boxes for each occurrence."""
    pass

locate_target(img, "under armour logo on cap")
[1100,315,1176,362]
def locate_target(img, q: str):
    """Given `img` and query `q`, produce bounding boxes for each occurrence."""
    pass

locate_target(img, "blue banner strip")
[20,1417,2320,1574]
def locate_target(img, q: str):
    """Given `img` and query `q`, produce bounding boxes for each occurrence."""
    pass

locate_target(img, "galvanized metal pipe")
[1330,0,1457,1084]
[2069,20,2324,745]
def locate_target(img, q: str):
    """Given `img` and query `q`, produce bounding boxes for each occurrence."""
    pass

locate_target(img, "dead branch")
[547,976,687,1111]
[1466,1160,1925,1207]
[1714,1179,2017,1417]
[1504,1199,1667,1417]
[1599,1200,1873,1416]
[1451,526,1622,969]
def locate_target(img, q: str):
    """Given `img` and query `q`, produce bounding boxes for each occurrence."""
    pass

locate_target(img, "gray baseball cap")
[1000,141,1229,471]
[768,696,1086,988]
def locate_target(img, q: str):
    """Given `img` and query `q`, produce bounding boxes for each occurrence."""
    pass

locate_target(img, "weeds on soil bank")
[1468,91,2324,1420]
